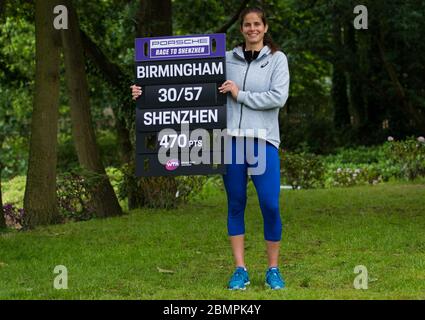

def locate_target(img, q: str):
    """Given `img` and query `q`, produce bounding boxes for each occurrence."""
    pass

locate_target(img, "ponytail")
[263,32,280,54]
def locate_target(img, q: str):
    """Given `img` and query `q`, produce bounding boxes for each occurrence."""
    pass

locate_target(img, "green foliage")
[2,203,26,230]
[0,136,28,179]
[117,162,207,209]
[384,137,425,180]
[323,137,425,187]
[56,168,109,222]
[325,166,382,188]
[2,175,26,207]
[324,145,386,164]
[281,151,325,189]
[280,137,425,189]
[57,134,79,173]
[280,116,336,154]
[189,175,225,202]
[57,130,122,174]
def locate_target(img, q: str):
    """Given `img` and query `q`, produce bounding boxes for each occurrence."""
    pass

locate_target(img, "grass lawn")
[1,182,425,299]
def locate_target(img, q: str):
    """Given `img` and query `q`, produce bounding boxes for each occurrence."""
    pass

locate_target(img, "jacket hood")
[232,45,271,61]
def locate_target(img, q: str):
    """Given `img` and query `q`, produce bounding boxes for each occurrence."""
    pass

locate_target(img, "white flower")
[337,168,342,173]
[418,136,425,143]
[387,136,394,142]
[355,169,361,174]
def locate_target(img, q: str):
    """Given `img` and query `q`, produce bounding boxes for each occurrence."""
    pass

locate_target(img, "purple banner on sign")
[150,45,210,59]
[135,34,226,61]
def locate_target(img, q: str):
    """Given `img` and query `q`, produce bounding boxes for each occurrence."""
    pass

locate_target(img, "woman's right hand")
[130,84,142,100]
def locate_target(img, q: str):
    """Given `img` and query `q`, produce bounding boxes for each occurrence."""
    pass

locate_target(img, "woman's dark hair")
[239,7,280,54]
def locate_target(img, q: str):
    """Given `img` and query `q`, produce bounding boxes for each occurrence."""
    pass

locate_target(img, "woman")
[217,7,289,290]
[131,7,289,290]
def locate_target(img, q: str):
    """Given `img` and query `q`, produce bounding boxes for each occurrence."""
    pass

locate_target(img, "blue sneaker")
[228,267,250,290]
[265,267,285,290]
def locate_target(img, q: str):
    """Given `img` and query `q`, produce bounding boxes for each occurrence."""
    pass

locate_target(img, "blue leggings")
[222,137,282,241]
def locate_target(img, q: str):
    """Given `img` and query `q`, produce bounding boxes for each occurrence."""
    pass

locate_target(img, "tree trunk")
[0,136,5,228]
[345,22,365,127]
[24,0,61,228]
[115,115,132,163]
[376,24,425,133]
[130,0,178,209]
[79,30,134,165]
[364,26,384,132]
[0,168,5,228]
[136,0,172,37]
[331,15,350,130]
[61,0,122,218]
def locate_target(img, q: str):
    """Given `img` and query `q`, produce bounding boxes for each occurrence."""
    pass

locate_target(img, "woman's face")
[240,12,268,47]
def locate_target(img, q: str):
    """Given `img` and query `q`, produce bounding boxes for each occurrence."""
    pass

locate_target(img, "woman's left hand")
[219,80,239,100]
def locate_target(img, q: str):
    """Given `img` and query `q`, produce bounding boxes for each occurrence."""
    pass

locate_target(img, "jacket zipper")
[238,62,251,130]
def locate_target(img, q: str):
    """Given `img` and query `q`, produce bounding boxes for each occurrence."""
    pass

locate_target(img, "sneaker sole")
[228,281,250,291]
[265,282,285,290]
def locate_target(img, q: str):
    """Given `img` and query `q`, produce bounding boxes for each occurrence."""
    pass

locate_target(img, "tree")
[0,135,5,228]
[61,0,122,218]
[24,0,61,227]
[128,0,179,209]
[345,22,365,128]
[331,4,350,130]
[0,0,7,228]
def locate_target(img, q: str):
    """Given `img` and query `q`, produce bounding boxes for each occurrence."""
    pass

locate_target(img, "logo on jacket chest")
[260,61,269,68]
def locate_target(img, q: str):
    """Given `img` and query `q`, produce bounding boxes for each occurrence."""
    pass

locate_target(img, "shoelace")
[268,269,282,282]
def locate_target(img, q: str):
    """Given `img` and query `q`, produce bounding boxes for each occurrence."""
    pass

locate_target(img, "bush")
[324,145,385,164]
[2,203,25,230]
[280,151,325,189]
[56,169,105,222]
[384,136,425,180]
[118,162,207,209]
[325,166,383,188]
[2,175,26,206]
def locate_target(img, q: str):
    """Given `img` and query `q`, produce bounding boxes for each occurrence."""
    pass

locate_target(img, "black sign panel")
[135,34,227,177]
[136,106,226,132]
[136,130,228,154]
[141,83,225,108]
[135,58,225,86]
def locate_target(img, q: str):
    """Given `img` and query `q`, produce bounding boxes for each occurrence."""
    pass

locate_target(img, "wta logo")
[165,159,180,171]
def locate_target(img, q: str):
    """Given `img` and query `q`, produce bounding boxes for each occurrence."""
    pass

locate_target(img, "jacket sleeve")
[236,52,290,110]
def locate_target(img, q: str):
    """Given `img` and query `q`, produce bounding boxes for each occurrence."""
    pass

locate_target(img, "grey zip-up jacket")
[225,45,290,149]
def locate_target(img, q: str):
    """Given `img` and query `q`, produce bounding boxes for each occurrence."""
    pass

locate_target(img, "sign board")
[134,34,227,176]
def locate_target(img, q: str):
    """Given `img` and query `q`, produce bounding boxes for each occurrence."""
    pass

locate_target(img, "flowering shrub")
[2,203,25,230]
[326,166,383,188]
[281,152,325,189]
[384,136,425,180]
[56,170,100,221]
